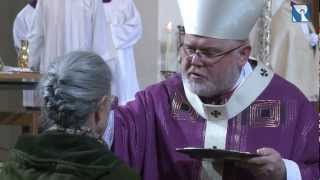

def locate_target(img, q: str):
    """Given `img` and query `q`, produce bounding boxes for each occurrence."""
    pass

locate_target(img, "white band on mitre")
[177,0,265,40]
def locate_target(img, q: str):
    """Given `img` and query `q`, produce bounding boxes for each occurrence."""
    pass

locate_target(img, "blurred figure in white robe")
[103,0,142,105]
[28,0,116,73]
[13,0,37,52]
[24,0,116,108]
[250,0,319,102]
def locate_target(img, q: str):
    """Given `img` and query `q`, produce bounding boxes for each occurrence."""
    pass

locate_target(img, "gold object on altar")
[17,40,29,68]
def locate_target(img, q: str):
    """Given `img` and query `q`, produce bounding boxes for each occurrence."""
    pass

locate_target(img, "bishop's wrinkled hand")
[236,147,286,180]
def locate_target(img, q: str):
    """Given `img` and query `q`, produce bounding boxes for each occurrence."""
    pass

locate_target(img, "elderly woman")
[0,51,139,180]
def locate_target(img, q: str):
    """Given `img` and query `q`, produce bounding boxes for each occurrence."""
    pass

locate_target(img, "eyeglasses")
[181,43,245,64]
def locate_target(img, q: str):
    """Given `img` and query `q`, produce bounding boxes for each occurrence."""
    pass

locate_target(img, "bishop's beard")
[182,65,241,97]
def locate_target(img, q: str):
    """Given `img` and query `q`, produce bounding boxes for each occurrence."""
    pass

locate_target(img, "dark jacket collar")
[12,131,119,178]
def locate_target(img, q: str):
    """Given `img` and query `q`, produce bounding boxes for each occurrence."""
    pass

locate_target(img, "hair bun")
[39,51,112,129]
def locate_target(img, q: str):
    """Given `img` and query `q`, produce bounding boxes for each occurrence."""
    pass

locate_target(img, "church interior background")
[0,0,319,162]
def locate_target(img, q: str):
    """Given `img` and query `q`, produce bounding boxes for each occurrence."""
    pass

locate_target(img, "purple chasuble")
[28,0,37,8]
[112,74,319,180]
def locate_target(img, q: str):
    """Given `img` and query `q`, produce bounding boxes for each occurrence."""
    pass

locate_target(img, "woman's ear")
[94,95,112,136]
[95,96,110,124]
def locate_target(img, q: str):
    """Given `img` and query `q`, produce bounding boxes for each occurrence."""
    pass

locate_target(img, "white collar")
[183,60,274,121]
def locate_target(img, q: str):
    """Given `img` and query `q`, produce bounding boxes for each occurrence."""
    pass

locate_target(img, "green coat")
[0,131,139,180]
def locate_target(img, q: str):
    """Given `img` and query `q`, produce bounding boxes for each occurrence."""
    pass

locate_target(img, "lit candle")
[165,21,173,71]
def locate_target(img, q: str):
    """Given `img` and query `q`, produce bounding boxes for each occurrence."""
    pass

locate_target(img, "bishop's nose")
[190,54,204,67]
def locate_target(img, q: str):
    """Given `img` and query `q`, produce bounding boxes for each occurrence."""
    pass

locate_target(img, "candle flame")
[166,21,173,32]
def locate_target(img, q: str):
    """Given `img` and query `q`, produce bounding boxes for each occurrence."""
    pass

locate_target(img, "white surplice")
[103,0,142,105]
[28,0,116,73]
[13,4,36,52]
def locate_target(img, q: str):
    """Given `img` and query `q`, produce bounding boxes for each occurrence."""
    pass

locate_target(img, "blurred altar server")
[103,0,142,104]
[12,0,37,52]
[250,0,319,101]
[28,0,116,73]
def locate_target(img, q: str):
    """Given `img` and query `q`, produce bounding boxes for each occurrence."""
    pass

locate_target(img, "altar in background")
[0,71,40,135]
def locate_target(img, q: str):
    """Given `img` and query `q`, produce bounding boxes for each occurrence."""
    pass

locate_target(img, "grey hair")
[39,51,112,129]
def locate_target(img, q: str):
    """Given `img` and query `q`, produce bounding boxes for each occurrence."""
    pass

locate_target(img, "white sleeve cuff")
[283,159,302,180]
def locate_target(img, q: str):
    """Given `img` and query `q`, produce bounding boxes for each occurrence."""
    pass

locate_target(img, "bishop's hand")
[236,147,286,180]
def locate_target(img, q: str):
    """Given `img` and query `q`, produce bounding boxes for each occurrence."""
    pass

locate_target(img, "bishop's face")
[180,34,251,97]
